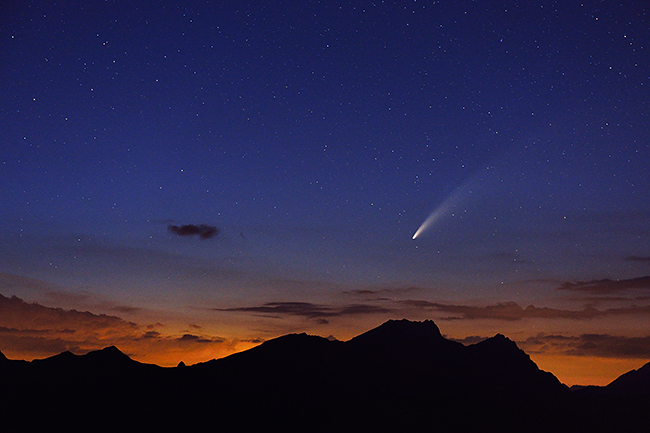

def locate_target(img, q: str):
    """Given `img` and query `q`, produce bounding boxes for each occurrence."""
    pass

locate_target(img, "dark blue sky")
[1,0,649,383]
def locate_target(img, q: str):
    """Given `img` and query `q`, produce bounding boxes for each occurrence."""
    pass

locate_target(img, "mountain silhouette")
[603,360,650,397]
[1,319,648,432]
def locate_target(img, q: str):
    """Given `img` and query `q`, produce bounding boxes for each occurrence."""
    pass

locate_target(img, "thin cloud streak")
[217,301,393,322]
[400,299,650,321]
[625,256,650,263]
[557,276,650,294]
[522,333,650,359]
[342,286,422,298]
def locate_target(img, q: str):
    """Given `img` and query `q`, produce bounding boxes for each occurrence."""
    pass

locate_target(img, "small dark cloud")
[176,334,224,344]
[625,256,650,263]
[110,305,142,314]
[342,286,421,298]
[557,276,650,294]
[177,334,210,343]
[345,289,378,296]
[218,301,392,321]
[168,224,219,239]
[146,323,165,330]
[141,331,161,339]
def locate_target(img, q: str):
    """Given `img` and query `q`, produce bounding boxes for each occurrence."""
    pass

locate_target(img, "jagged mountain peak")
[467,332,535,368]
[469,332,526,354]
[349,318,443,346]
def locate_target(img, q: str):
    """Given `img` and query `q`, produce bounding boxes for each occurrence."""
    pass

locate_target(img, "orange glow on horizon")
[529,353,648,387]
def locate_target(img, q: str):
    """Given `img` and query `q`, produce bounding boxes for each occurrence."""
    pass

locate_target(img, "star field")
[1,0,649,385]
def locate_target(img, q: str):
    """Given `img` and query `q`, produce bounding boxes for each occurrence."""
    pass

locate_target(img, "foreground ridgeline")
[1,320,649,432]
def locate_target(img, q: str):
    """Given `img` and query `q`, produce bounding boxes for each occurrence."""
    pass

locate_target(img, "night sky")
[1,0,649,385]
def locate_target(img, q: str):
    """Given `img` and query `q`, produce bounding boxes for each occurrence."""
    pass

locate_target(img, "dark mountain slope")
[1,320,647,432]
[0,346,169,432]
[176,319,568,432]
[564,360,650,432]
[465,334,565,397]
[604,360,650,397]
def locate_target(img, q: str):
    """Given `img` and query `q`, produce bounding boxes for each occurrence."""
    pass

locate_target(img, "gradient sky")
[1,0,649,386]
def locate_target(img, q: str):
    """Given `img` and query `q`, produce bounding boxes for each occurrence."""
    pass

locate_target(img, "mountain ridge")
[1,319,649,432]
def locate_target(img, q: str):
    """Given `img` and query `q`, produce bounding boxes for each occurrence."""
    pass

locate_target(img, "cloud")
[0,293,140,334]
[0,273,93,306]
[177,334,223,344]
[218,301,392,322]
[557,276,650,294]
[448,335,489,345]
[581,295,646,304]
[342,286,422,298]
[400,299,650,321]
[168,224,220,239]
[0,272,59,293]
[400,300,597,321]
[0,294,258,365]
[0,272,140,314]
[625,256,650,263]
[222,302,330,319]
[0,293,140,357]
[141,331,161,339]
[521,333,650,359]
[241,337,265,344]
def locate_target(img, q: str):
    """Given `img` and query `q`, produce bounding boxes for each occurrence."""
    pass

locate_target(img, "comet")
[412,186,468,239]
[412,208,444,239]
[412,145,514,239]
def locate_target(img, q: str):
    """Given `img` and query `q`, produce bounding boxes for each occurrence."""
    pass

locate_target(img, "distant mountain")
[1,319,648,432]
[603,360,650,396]
[31,345,140,371]
[349,317,445,346]
[567,360,650,431]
